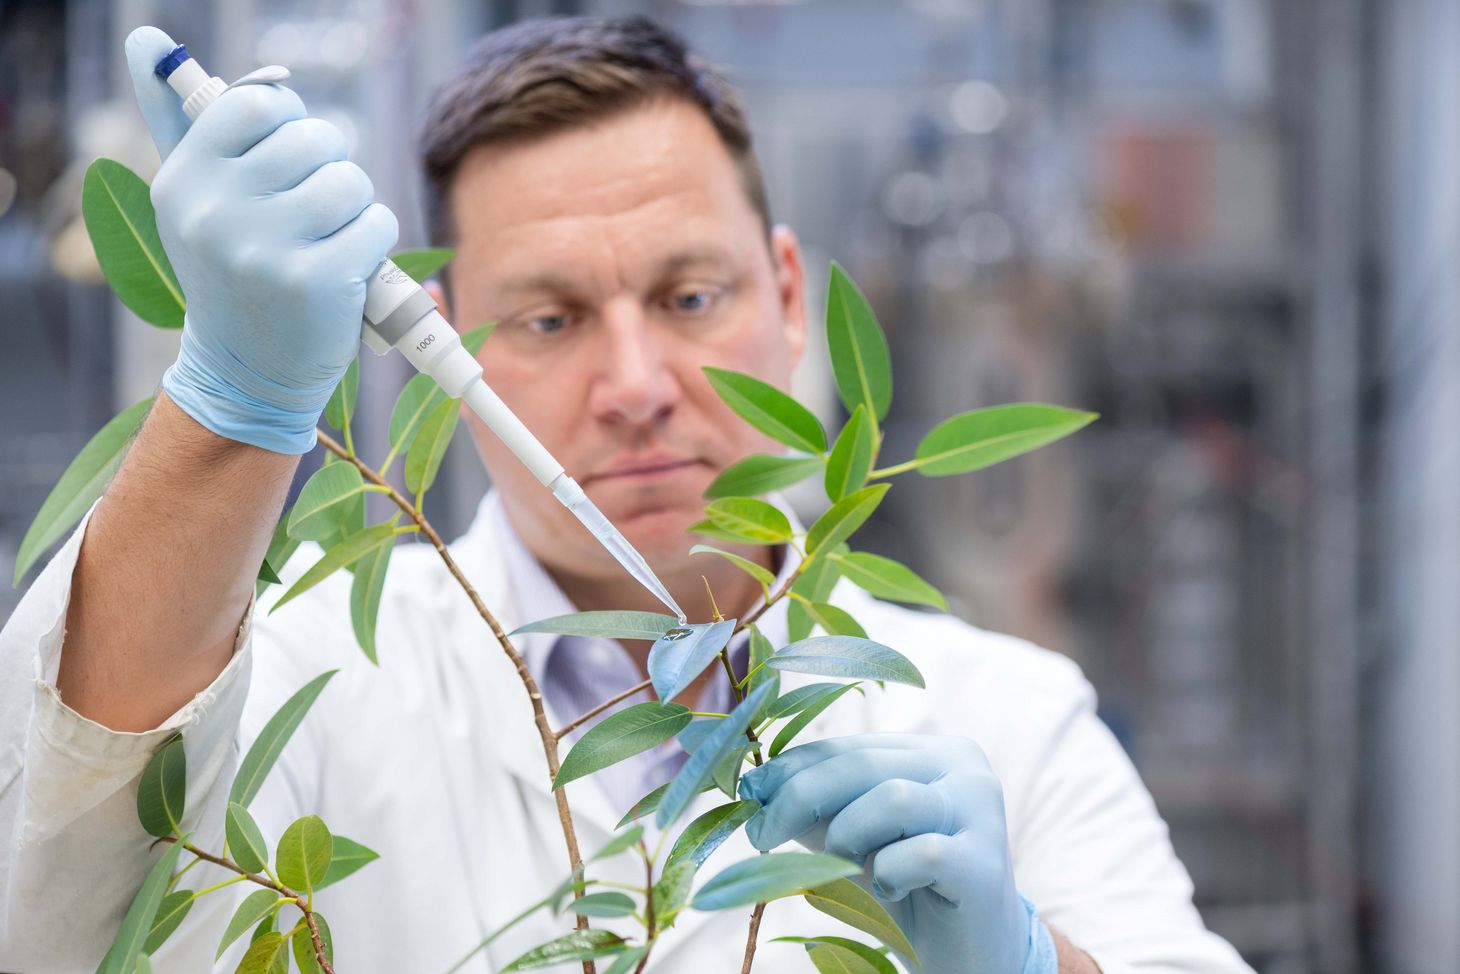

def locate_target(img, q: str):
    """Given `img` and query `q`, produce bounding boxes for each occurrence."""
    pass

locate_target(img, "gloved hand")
[739,733,1058,974]
[124,26,397,454]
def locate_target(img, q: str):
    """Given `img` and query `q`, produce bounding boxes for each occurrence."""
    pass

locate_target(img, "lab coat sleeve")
[1008,659,1255,974]
[0,497,257,973]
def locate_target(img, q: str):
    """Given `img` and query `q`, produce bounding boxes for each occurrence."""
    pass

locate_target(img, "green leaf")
[349,533,392,665]
[269,525,400,614]
[651,858,697,923]
[806,484,889,556]
[590,824,645,863]
[768,682,864,758]
[556,702,691,788]
[805,878,919,964]
[257,510,301,598]
[389,247,455,283]
[806,942,895,974]
[747,625,776,694]
[81,158,183,329]
[236,931,285,974]
[692,852,858,911]
[657,680,777,829]
[830,552,946,609]
[802,601,867,638]
[648,619,736,702]
[617,782,670,829]
[405,396,459,495]
[323,358,358,431]
[225,802,269,874]
[766,636,924,689]
[567,891,637,918]
[388,373,449,459]
[795,553,843,603]
[290,913,333,974]
[287,463,367,542]
[773,938,896,974]
[275,815,333,894]
[825,405,875,501]
[136,733,186,838]
[14,397,152,585]
[216,889,280,960]
[460,321,495,356]
[501,930,628,972]
[134,954,153,974]
[688,544,775,589]
[704,452,825,499]
[666,799,761,869]
[256,558,281,586]
[703,497,793,544]
[317,834,379,890]
[143,889,192,954]
[825,262,892,423]
[765,682,853,720]
[703,367,827,454]
[910,404,1097,477]
[712,741,757,798]
[510,610,679,641]
[96,838,183,974]
[230,670,338,807]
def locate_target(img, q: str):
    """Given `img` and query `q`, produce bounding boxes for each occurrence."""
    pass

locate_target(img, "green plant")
[25,156,1096,974]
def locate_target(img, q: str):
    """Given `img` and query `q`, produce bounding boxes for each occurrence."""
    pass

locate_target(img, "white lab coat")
[0,490,1254,974]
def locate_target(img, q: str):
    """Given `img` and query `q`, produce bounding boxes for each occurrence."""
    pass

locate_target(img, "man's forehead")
[448,100,754,237]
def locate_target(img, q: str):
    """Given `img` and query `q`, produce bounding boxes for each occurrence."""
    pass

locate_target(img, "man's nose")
[588,298,680,427]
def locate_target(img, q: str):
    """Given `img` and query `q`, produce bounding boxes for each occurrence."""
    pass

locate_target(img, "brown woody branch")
[316,429,596,974]
[163,838,332,974]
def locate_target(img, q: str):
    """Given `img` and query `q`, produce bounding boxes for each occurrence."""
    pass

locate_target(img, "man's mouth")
[585,456,704,484]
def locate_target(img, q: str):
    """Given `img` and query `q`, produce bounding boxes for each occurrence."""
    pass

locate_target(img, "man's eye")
[527,314,569,335]
[670,289,716,315]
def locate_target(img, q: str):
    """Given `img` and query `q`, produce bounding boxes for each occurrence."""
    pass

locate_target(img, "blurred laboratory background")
[1,1,1455,971]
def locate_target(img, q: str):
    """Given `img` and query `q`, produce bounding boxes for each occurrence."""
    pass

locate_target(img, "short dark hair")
[417,15,771,253]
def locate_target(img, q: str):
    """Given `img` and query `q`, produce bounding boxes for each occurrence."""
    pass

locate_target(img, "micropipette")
[152,43,687,624]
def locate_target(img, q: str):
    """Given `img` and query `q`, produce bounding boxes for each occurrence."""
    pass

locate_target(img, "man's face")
[436,96,807,583]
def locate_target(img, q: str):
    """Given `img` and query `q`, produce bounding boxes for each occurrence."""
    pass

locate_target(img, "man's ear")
[770,224,808,370]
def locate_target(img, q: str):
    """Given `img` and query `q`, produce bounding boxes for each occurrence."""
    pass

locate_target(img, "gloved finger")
[824,778,959,866]
[869,832,967,905]
[124,26,191,159]
[739,733,936,803]
[311,203,399,282]
[181,83,307,161]
[240,117,350,193]
[744,747,950,851]
[271,160,374,241]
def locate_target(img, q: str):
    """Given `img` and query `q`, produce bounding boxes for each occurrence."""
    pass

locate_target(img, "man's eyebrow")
[653,247,737,277]
[491,271,583,300]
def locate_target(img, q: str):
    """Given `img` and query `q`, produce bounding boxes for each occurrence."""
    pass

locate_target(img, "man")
[0,16,1253,974]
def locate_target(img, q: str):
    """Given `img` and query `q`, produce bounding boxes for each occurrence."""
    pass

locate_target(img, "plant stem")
[555,679,652,739]
[739,903,767,974]
[163,838,333,974]
[867,458,919,479]
[316,429,596,974]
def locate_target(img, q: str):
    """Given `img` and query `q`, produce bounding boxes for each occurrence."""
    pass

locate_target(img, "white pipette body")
[155,44,686,624]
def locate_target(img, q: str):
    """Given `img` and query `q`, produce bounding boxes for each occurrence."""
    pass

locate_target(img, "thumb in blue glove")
[739,733,1058,974]
[122,26,397,454]
[124,26,192,159]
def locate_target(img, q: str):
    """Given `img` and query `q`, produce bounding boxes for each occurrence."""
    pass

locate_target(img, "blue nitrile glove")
[739,734,1058,974]
[124,26,398,454]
